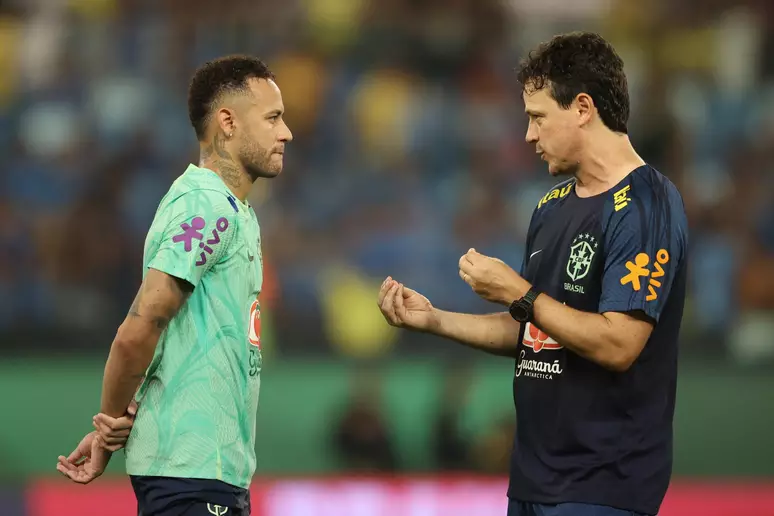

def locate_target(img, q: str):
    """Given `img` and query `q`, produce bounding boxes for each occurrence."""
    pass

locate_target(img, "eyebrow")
[265,109,283,117]
[525,109,544,117]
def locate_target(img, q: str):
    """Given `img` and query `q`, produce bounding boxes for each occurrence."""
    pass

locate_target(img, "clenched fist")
[458,248,530,305]
[377,277,439,332]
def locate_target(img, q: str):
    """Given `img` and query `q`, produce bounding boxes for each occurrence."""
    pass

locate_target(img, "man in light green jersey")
[56,55,292,515]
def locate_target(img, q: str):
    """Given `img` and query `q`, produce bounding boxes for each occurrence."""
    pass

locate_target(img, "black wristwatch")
[508,287,541,323]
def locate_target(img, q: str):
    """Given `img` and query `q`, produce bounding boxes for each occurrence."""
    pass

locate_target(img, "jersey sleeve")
[146,189,238,287]
[598,187,687,322]
[519,202,542,276]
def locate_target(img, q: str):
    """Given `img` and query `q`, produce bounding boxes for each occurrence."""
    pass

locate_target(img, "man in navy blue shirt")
[378,31,688,516]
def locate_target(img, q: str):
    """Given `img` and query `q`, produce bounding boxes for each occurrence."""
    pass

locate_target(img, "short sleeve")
[146,190,237,287]
[520,206,539,276]
[598,187,687,322]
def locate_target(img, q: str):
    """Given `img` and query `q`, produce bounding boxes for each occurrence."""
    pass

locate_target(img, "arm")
[98,190,236,417]
[378,279,522,358]
[459,184,686,372]
[505,182,684,371]
[431,310,521,358]
[458,250,650,369]
[531,298,653,371]
[100,269,193,417]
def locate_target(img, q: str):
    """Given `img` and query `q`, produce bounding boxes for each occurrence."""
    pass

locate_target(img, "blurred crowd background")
[1,0,774,508]
[2,0,774,365]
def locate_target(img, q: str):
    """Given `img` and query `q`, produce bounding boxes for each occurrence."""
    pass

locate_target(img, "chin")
[547,162,571,177]
[246,164,282,180]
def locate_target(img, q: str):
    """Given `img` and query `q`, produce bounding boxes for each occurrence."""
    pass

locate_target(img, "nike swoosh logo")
[530,249,543,259]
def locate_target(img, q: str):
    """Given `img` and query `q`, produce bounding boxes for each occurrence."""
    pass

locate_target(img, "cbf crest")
[566,233,598,282]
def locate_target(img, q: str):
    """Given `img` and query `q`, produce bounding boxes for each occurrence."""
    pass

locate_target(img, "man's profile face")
[523,84,582,177]
[236,78,293,180]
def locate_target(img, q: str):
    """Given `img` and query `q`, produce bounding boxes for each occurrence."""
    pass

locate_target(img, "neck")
[198,132,252,202]
[574,129,645,197]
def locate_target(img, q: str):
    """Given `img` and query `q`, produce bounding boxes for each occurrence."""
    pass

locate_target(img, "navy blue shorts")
[130,476,251,516]
[507,499,651,516]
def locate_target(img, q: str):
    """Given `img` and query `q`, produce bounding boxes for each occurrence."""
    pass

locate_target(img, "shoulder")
[535,178,576,212]
[148,184,241,247]
[161,184,240,223]
[603,165,687,231]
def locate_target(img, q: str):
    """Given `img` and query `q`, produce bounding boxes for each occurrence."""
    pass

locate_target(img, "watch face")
[511,304,528,321]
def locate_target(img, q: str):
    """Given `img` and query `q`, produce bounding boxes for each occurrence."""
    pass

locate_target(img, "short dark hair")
[516,32,629,134]
[188,55,275,141]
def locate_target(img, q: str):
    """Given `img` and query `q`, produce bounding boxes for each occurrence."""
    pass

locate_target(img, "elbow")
[596,344,639,373]
[602,353,636,373]
[113,325,155,367]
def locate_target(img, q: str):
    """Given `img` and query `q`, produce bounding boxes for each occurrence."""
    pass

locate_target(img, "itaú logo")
[522,322,562,352]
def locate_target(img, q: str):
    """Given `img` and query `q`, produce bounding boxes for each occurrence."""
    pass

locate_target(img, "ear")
[575,93,594,126]
[214,107,235,136]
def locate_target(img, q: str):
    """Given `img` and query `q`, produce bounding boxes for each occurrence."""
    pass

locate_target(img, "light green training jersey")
[125,164,264,489]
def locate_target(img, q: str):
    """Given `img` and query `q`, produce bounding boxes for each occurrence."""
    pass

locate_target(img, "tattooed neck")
[199,132,249,201]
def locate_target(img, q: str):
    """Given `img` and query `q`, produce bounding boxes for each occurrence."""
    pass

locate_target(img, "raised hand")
[458,248,529,305]
[377,277,439,332]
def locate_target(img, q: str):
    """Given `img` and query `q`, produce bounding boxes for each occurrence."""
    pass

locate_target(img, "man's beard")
[239,141,275,181]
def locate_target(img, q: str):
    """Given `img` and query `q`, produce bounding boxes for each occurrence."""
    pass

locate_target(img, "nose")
[525,121,538,144]
[279,120,293,143]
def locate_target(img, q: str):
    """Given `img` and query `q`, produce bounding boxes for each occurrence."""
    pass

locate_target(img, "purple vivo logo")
[172,216,230,266]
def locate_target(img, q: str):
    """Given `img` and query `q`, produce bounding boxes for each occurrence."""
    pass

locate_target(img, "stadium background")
[1,0,774,514]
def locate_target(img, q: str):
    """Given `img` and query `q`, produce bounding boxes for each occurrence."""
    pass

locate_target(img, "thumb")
[67,443,86,463]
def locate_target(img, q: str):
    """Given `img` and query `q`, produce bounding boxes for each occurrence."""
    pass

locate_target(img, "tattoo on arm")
[128,292,141,317]
[126,274,193,330]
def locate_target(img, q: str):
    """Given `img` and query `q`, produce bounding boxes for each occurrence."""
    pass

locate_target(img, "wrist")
[425,308,443,334]
[502,277,532,305]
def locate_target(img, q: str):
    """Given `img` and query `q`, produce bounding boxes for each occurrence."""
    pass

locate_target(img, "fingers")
[57,456,78,472]
[56,461,78,480]
[56,462,69,477]
[66,446,86,465]
[459,250,478,275]
[380,283,401,326]
[377,277,393,306]
[92,413,134,449]
[394,284,405,317]
[94,425,130,445]
[459,268,473,286]
[94,413,134,433]
[58,465,97,484]
[57,456,93,484]
[127,400,138,417]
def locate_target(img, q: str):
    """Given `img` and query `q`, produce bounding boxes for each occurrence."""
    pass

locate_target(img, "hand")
[56,431,112,484]
[458,248,530,304]
[92,400,138,452]
[377,277,439,332]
